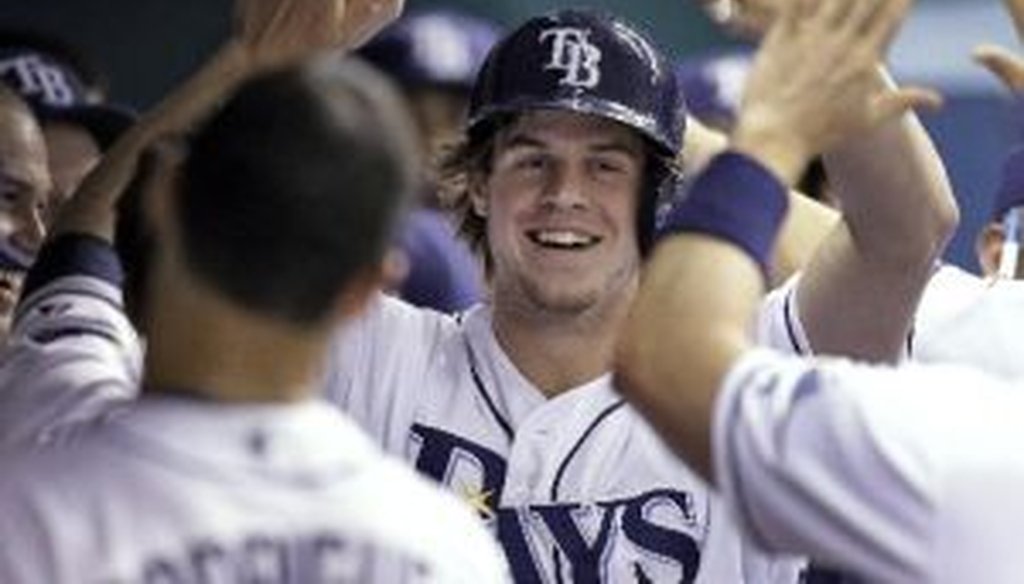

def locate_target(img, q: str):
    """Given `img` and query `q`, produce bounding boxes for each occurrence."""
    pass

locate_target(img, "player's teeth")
[534,231,595,247]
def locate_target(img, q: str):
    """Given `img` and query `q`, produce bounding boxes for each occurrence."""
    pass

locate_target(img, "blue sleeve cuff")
[658,151,789,275]
[21,234,124,299]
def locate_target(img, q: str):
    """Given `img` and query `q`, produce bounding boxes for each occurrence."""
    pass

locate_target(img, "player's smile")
[525,228,603,251]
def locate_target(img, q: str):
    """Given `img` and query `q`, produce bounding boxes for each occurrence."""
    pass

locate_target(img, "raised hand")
[733,0,940,184]
[234,0,404,69]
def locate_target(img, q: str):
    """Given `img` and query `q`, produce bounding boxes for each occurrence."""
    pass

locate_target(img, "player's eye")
[514,154,549,173]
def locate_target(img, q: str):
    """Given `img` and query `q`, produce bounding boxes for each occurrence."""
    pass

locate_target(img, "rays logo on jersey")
[411,424,702,582]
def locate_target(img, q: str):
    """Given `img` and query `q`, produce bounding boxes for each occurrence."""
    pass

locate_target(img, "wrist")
[732,117,811,187]
[658,151,790,278]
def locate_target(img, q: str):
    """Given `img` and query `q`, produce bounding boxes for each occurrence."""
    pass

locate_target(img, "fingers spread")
[973,43,1024,93]
[863,0,914,54]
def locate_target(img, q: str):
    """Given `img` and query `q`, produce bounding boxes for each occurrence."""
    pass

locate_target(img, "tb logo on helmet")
[0,55,77,107]
[539,27,602,89]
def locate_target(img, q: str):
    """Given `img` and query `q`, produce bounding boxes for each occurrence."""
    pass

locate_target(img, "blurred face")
[0,102,50,323]
[476,110,645,317]
[42,121,101,223]
[697,0,781,37]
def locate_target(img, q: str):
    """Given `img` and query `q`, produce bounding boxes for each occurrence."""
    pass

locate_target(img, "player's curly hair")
[436,113,514,274]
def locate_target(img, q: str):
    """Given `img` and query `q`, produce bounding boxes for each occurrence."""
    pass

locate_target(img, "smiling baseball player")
[316,3,957,581]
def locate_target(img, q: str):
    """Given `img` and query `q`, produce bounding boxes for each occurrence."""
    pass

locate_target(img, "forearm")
[53,42,253,243]
[797,68,957,361]
[619,150,789,482]
[617,236,760,482]
[824,67,957,266]
[683,115,841,285]
[771,190,839,285]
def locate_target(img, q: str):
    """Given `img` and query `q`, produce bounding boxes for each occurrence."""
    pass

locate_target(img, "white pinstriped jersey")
[320,284,805,583]
[715,349,1024,584]
[0,242,508,584]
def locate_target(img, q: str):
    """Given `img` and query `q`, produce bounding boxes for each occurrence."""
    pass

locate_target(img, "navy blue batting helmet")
[358,10,502,91]
[467,9,686,250]
[467,9,684,159]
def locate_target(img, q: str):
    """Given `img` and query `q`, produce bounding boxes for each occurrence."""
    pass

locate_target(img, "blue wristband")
[22,233,124,300]
[657,151,789,276]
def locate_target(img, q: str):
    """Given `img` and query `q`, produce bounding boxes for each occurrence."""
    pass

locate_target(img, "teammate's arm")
[0,0,406,446]
[681,115,841,288]
[615,0,931,479]
[795,65,957,362]
[688,0,957,362]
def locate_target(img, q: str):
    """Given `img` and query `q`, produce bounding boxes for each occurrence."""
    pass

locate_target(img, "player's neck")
[141,269,328,403]
[491,290,633,399]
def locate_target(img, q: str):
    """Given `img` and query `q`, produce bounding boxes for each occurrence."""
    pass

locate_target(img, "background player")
[358,10,500,311]
[0,33,136,221]
[0,0,508,581]
[0,85,49,342]
[615,0,1024,581]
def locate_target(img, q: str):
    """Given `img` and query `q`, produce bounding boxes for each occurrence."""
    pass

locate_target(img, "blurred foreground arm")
[616,0,934,480]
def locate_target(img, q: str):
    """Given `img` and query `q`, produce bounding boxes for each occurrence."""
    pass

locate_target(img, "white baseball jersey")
[911,264,1024,379]
[0,237,509,583]
[320,284,806,583]
[715,348,1024,584]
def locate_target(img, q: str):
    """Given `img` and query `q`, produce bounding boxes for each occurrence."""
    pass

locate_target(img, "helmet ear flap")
[639,155,684,256]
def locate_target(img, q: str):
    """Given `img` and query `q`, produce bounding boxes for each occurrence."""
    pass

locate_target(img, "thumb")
[974,44,1024,94]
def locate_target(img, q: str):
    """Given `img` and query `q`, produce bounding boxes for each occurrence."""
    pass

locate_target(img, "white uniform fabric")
[912,264,1024,379]
[715,349,1024,584]
[322,293,804,583]
[0,262,508,583]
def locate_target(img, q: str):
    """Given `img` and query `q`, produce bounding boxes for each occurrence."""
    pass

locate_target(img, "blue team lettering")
[411,424,702,582]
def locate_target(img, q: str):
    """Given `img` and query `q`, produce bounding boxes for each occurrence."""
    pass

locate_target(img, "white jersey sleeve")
[0,236,141,448]
[713,349,1024,583]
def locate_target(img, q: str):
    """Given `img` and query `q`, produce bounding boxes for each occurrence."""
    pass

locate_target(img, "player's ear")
[976,223,1006,278]
[469,173,488,219]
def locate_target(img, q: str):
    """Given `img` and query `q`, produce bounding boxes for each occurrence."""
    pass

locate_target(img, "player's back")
[0,396,508,583]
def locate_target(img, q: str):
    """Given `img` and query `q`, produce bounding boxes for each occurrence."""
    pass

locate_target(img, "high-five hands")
[234,0,405,70]
[733,0,941,184]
